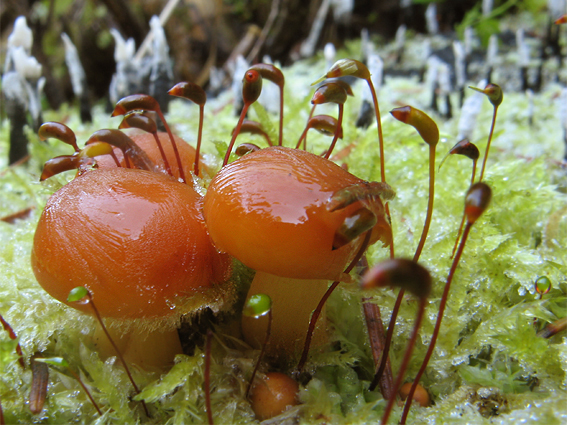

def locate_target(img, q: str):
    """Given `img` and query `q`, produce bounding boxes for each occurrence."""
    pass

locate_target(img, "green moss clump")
[1,26,566,424]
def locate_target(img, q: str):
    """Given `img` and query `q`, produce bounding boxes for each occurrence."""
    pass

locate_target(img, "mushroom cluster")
[28,60,399,420]
[15,46,565,425]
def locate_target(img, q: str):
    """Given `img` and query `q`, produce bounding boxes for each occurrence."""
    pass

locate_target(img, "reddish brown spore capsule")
[464,182,492,224]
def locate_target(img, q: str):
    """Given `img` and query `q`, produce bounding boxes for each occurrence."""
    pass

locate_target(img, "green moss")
[1,26,566,424]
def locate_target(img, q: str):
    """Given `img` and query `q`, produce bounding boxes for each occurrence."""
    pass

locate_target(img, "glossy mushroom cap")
[95,131,208,178]
[32,168,231,324]
[203,146,391,280]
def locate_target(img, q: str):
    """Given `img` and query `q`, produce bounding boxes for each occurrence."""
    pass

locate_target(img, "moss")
[1,24,566,424]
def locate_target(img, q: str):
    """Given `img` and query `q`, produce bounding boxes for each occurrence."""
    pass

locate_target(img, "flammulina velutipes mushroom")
[27,58,507,424]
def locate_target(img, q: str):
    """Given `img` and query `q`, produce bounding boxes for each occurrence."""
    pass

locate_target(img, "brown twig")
[0,207,34,224]
[362,301,394,400]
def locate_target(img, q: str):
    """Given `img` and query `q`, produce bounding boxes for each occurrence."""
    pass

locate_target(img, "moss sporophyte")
[1,46,566,424]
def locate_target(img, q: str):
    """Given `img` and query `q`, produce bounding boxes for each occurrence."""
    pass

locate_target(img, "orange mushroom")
[203,146,393,362]
[32,167,232,369]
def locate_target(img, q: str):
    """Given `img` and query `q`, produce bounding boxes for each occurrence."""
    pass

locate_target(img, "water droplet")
[535,276,551,297]
[165,299,177,310]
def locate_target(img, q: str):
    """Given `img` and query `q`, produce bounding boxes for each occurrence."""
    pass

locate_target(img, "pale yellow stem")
[241,271,329,365]
[92,324,183,372]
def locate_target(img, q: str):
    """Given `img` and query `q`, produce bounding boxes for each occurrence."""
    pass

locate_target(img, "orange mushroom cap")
[32,168,231,324]
[203,146,391,280]
[95,131,208,178]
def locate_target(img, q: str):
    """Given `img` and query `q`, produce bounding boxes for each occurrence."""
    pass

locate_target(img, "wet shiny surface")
[32,167,230,319]
[204,147,391,280]
[95,131,206,179]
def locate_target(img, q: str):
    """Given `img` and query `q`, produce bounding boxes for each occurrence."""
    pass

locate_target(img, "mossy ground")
[1,28,566,424]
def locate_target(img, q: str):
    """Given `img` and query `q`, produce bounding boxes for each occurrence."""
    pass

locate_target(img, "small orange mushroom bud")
[249,372,299,420]
[399,382,430,407]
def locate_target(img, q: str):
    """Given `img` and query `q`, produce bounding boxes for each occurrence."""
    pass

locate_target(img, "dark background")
[0,0,526,110]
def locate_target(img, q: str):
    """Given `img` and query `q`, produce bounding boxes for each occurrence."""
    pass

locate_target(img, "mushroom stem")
[92,324,183,372]
[241,272,329,364]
